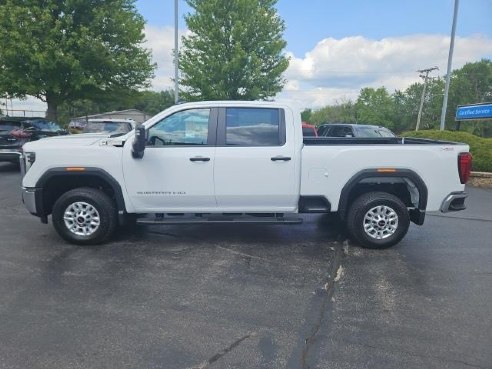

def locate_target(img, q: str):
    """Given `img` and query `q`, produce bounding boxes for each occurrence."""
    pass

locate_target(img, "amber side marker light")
[65,167,86,172]
[377,168,397,173]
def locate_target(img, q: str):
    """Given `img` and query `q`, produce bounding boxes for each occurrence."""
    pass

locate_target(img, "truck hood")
[23,133,112,151]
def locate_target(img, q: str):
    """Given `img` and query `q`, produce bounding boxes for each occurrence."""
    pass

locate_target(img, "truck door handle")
[189,156,210,162]
[271,156,291,162]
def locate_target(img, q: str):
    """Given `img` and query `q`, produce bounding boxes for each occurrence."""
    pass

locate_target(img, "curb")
[469,171,492,188]
[471,171,492,178]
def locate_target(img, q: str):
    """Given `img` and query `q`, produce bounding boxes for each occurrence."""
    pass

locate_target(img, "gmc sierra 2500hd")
[20,101,472,248]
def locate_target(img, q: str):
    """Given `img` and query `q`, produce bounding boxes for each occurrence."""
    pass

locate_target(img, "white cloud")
[144,25,189,91]
[8,32,492,113]
[281,34,492,108]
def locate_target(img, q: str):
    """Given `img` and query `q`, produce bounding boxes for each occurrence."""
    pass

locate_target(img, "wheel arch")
[35,168,126,221]
[338,169,428,225]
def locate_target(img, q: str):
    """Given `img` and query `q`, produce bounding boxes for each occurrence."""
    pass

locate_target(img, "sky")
[9,0,492,113]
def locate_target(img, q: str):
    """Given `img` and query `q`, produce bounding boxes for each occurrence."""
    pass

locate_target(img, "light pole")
[440,0,459,131]
[174,0,179,104]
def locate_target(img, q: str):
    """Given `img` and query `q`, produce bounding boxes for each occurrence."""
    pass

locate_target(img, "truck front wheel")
[52,187,117,245]
[346,191,410,249]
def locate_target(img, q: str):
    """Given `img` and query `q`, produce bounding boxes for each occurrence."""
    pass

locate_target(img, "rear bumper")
[0,149,22,163]
[440,192,468,213]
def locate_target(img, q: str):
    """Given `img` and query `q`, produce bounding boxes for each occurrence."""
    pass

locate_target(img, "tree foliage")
[309,100,357,125]
[0,0,155,119]
[355,87,395,129]
[179,0,289,101]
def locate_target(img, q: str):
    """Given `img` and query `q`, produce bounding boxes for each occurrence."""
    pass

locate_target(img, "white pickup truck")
[20,101,472,248]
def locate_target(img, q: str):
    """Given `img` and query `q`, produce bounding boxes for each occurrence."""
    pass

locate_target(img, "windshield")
[377,128,395,137]
[357,126,395,137]
[23,119,64,132]
[83,121,133,134]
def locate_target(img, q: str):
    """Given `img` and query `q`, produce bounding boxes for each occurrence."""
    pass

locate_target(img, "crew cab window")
[147,109,210,146]
[225,108,284,146]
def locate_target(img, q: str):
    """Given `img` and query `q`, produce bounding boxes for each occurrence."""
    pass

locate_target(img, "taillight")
[458,152,472,184]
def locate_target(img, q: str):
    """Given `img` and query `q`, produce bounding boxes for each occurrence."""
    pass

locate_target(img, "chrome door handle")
[189,156,210,162]
[271,156,291,162]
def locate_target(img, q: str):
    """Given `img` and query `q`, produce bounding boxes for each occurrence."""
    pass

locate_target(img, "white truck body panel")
[22,101,468,217]
[301,145,465,211]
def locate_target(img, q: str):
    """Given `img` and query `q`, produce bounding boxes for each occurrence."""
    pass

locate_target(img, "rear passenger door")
[214,107,298,212]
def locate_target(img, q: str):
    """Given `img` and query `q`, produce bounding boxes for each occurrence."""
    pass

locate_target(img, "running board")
[137,214,303,225]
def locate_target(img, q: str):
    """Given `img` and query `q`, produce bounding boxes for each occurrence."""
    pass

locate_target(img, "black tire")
[52,187,117,245]
[346,191,410,249]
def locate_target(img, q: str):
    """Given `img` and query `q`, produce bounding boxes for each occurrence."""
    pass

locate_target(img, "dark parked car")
[0,117,68,164]
[317,123,395,138]
[302,122,318,137]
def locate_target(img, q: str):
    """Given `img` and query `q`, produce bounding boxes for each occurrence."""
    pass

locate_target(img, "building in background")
[69,109,151,126]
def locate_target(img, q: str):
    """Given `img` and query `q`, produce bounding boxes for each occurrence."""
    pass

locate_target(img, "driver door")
[122,108,217,212]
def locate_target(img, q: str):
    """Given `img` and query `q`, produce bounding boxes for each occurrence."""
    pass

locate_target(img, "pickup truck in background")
[20,101,472,249]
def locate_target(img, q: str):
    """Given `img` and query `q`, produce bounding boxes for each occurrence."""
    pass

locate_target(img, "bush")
[402,130,492,172]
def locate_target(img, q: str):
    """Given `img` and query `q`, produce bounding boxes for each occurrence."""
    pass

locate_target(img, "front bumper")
[440,191,468,213]
[21,187,47,223]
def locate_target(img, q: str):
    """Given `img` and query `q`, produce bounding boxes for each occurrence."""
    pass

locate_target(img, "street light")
[174,0,179,104]
[440,0,459,131]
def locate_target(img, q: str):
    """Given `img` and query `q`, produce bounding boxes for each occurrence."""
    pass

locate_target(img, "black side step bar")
[137,214,303,225]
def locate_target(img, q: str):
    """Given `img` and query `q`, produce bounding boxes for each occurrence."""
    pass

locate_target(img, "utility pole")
[440,0,459,131]
[174,0,179,104]
[415,66,439,131]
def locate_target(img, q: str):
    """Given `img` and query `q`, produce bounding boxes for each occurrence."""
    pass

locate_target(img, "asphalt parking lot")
[1,162,491,369]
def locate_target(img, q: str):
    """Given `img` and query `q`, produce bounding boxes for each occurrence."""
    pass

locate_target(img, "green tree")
[301,108,312,122]
[133,90,175,116]
[395,78,444,132]
[309,100,357,125]
[0,0,155,120]
[447,59,492,136]
[180,0,289,101]
[355,87,396,129]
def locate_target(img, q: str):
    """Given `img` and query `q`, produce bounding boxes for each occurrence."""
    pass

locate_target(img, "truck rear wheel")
[346,191,410,249]
[52,187,117,245]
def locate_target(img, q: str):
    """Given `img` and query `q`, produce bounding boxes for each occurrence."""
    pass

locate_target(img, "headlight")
[24,151,36,172]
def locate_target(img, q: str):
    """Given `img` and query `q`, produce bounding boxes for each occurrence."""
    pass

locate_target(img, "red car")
[302,122,318,137]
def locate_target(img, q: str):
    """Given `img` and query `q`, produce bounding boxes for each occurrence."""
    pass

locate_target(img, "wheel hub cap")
[363,205,399,240]
[63,201,100,236]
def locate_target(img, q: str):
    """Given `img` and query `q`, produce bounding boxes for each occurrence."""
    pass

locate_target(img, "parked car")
[70,119,136,135]
[302,122,318,137]
[317,123,395,138]
[20,101,471,249]
[0,117,68,164]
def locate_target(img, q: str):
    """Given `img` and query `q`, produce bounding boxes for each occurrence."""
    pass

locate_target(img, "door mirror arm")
[132,126,146,159]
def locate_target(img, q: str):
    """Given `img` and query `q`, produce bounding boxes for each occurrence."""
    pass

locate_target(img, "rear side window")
[225,108,284,146]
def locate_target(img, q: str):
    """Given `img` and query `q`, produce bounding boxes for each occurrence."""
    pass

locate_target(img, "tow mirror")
[132,126,146,159]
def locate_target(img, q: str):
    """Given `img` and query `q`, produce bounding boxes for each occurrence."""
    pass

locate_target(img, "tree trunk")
[46,95,58,121]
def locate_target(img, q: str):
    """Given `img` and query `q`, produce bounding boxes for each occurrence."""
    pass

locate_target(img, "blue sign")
[456,103,492,120]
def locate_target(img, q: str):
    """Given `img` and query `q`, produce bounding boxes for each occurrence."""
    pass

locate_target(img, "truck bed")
[303,137,462,145]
